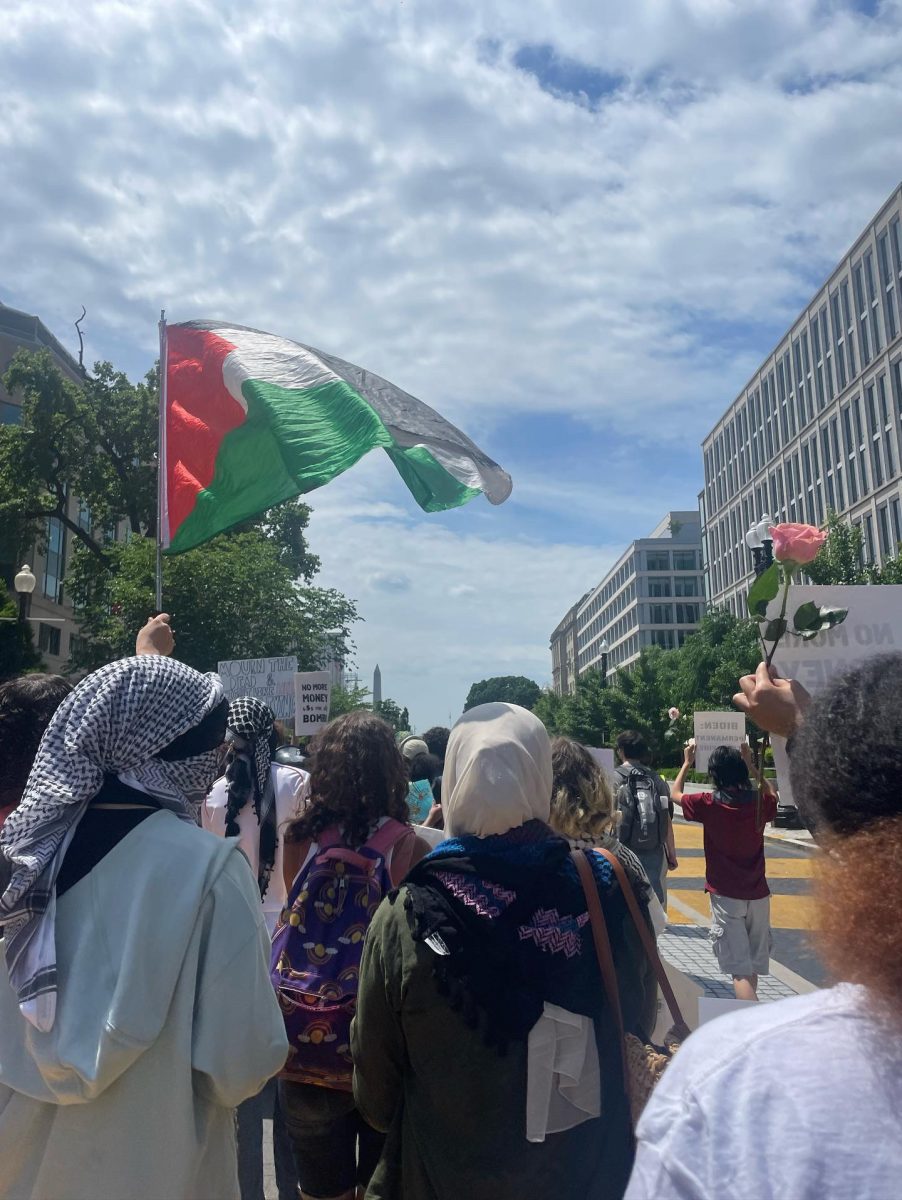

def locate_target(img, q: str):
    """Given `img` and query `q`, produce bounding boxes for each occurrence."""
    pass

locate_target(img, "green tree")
[535,609,760,764]
[66,534,356,674]
[373,698,407,733]
[463,675,542,712]
[805,510,902,585]
[806,512,868,585]
[675,608,760,711]
[532,687,567,735]
[0,597,44,680]
[328,682,373,719]
[0,351,158,563]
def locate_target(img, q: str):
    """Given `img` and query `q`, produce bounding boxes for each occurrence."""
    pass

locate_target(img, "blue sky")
[3,0,902,727]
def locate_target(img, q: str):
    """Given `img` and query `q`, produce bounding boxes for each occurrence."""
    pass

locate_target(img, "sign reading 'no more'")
[294,671,332,735]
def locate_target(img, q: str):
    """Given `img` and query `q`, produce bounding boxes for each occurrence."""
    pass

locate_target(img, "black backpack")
[617,766,665,854]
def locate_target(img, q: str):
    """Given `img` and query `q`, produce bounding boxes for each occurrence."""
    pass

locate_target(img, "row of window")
[706,364,902,595]
[580,554,637,625]
[647,576,701,598]
[647,603,701,625]
[578,548,701,637]
[579,607,639,664]
[709,486,902,601]
[645,549,699,572]
[704,215,902,517]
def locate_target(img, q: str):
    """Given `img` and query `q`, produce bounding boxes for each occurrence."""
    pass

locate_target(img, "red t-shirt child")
[680,788,777,900]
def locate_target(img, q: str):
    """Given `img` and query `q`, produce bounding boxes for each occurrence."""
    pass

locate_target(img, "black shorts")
[279,1079,384,1199]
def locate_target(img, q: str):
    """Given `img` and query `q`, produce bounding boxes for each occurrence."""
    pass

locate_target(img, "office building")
[702,184,902,613]
[550,512,706,695]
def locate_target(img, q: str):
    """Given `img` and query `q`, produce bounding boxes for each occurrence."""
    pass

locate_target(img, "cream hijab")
[443,703,552,839]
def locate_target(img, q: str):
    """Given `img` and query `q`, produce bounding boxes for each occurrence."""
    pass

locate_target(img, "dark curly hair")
[422,725,450,762]
[0,674,72,810]
[789,652,902,836]
[790,654,902,1022]
[285,710,410,848]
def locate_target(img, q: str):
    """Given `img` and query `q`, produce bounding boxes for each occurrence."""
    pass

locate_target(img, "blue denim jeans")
[237,1077,298,1200]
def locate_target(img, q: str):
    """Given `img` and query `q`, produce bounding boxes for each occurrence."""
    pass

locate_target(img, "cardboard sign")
[697,996,757,1026]
[294,671,332,735]
[217,655,298,720]
[586,746,618,789]
[769,584,902,806]
[692,711,746,773]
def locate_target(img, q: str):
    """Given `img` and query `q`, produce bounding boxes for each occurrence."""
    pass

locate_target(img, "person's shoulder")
[126,810,252,894]
[369,885,413,946]
[656,986,869,1099]
[274,762,309,798]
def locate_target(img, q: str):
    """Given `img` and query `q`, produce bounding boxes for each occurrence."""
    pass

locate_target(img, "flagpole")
[156,310,167,611]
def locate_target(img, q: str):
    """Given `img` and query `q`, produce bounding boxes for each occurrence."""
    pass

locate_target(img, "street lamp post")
[744,514,775,578]
[13,564,36,623]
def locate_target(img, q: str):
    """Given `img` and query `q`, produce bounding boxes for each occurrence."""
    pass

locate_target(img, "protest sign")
[693,711,746,773]
[294,670,332,735]
[586,746,618,790]
[217,655,298,720]
[769,584,902,805]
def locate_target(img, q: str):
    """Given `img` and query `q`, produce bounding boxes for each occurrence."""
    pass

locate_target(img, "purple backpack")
[271,819,412,1089]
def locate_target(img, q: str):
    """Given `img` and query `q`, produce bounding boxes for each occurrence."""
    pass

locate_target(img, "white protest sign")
[586,746,618,790]
[769,584,902,805]
[693,711,746,773]
[294,671,332,735]
[217,655,298,720]
[697,996,757,1026]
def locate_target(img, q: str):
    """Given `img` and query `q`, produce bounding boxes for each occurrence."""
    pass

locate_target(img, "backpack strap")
[571,850,630,1110]
[593,847,689,1038]
[316,826,344,850]
[366,818,414,858]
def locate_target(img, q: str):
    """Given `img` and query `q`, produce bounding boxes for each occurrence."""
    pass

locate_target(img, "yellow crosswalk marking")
[667,857,813,880]
[671,824,705,848]
[666,889,819,930]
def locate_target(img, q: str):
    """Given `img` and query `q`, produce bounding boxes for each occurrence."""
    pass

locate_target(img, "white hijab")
[443,703,600,1141]
[443,703,552,839]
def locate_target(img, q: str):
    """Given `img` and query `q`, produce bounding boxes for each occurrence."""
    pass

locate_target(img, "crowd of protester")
[0,614,899,1199]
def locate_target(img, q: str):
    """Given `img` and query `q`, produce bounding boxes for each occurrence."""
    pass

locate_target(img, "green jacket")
[352,861,656,1200]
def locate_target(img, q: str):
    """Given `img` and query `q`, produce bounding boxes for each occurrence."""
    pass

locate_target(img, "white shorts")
[709,893,772,977]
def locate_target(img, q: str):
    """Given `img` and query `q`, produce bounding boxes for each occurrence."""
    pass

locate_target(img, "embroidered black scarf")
[402,820,614,1053]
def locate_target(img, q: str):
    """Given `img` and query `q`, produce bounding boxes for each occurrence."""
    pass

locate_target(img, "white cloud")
[3,0,901,438]
[308,461,616,726]
[2,0,901,722]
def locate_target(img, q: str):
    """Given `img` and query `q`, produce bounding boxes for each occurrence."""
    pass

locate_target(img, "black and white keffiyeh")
[0,655,225,1032]
[224,696,278,899]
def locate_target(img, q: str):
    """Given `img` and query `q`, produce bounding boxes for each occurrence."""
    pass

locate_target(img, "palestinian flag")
[160,321,512,554]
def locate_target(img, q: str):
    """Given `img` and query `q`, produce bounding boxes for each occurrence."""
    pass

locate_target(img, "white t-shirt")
[203,763,309,932]
[625,983,902,1200]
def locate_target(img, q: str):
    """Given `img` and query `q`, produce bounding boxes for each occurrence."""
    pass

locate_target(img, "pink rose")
[667,707,680,721]
[769,522,827,566]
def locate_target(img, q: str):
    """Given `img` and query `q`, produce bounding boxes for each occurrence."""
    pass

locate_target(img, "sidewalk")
[658,919,814,1003]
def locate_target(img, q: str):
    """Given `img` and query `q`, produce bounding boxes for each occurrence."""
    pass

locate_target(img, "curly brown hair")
[816,817,902,1022]
[285,710,410,848]
[549,736,616,842]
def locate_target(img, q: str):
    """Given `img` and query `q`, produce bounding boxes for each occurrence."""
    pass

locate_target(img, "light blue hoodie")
[0,810,288,1200]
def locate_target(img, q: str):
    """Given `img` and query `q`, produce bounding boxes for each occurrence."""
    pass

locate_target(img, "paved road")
[665,813,826,987]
